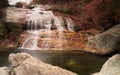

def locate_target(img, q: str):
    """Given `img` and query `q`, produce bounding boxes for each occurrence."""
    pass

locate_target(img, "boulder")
[85,24,120,55]
[15,2,23,8]
[0,67,9,75]
[93,54,120,75]
[9,53,77,75]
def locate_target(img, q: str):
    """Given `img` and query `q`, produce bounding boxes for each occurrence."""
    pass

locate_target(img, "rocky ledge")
[93,54,120,75]
[0,53,77,75]
[85,24,120,55]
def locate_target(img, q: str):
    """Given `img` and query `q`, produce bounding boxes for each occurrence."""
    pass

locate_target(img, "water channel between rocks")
[0,48,108,75]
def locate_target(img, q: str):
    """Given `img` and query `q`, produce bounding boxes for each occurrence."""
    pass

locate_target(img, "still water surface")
[0,48,108,75]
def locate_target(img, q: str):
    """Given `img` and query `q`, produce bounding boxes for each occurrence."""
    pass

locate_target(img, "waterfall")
[66,17,75,32]
[20,6,75,50]
[8,0,33,5]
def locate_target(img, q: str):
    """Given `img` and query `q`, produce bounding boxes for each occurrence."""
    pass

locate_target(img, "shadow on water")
[0,48,117,75]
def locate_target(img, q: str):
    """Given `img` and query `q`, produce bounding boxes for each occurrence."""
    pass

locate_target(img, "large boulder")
[0,67,9,75]
[85,24,120,55]
[93,54,120,75]
[9,53,77,75]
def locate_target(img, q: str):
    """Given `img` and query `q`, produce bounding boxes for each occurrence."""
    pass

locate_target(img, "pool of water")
[0,48,108,75]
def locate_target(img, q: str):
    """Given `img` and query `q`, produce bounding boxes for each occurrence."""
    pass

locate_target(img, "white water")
[20,5,75,50]
[8,0,33,5]
[66,17,75,32]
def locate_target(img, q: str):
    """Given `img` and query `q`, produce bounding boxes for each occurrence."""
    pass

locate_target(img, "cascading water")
[8,0,33,5]
[66,17,75,32]
[20,5,75,50]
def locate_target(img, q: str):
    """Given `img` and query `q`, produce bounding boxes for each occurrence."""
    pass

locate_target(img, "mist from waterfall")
[20,5,75,50]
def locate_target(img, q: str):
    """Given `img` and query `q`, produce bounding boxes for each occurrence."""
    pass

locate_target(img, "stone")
[5,7,28,23]
[92,54,120,75]
[0,67,10,75]
[15,2,23,8]
[79,28,102,36]
[19,30,88,50]
[9,53,77,75]
[85,24,120,55]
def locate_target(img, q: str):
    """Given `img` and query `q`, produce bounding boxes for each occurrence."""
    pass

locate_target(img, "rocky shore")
[0,53,120,75]
[85,24,120,55]
[0,53,77,75]
[93,54,120,75]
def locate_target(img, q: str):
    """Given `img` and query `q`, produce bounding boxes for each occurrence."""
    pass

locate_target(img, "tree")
[84,0,120,29]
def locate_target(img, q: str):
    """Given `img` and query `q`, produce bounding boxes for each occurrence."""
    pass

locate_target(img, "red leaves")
[83,0,120,29]
[33,0,120,30]
[84,0,106,25]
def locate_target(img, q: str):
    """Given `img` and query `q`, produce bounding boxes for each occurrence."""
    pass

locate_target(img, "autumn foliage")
[1,0,120,30]
[84,0,120,30]
[40,0,120,30]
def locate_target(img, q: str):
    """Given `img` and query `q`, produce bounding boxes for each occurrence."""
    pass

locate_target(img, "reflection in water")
[0,48,108,75]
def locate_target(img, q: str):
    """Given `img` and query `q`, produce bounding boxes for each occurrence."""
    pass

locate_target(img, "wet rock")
[5,7,29,23]
[85,24,120,55]
[15,2,23,8]
[79,28,102,36]
[93,54,120,75]
[19,30,88,50]
[26,5,35,9]
[9,53,77,75]
[0,67,10,75]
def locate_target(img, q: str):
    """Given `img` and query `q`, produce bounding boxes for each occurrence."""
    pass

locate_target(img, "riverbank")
[0,48,108,75]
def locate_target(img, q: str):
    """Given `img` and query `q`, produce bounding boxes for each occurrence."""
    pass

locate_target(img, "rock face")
[0,67,9,75]
[19,30,88,50]
[5,7,29,23]
[9,53,77,75]
[93,54,120,75]
[85,24,120,55]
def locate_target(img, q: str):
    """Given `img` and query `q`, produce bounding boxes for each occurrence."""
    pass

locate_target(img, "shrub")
[84,0,120,29]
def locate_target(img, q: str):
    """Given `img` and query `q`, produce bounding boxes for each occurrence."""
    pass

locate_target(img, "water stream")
[20,6,75,50]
